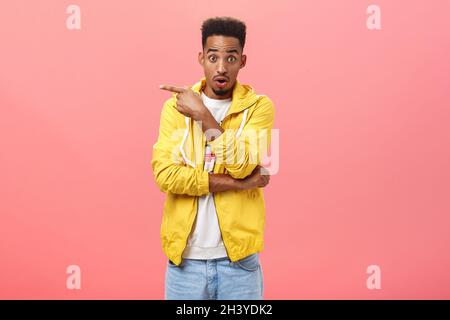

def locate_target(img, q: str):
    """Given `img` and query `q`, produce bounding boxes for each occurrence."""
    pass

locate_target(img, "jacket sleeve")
[151,99,210,196]
[209,96,275,179]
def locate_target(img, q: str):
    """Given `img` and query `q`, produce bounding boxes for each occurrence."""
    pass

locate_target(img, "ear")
[240,54,247,69]
[198,51,204,66]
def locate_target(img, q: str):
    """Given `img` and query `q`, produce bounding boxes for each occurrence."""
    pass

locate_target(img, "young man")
[152,16,275,300]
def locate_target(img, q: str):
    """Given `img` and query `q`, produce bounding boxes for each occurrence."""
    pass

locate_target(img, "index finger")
[159,84,185,93]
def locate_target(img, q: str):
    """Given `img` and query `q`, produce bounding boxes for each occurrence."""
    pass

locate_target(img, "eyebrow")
[206,48,239,54]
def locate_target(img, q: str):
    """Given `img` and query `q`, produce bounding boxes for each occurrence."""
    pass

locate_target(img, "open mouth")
[214,78,228,88]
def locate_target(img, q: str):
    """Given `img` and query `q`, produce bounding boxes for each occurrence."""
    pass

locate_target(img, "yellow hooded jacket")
[151,77,275,266]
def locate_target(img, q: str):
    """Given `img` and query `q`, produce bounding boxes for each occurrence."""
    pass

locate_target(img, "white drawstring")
[180,116,196,168]
[235,109,249,138]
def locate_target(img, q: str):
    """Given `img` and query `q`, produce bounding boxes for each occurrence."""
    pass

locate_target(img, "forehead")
[204,35,241,53]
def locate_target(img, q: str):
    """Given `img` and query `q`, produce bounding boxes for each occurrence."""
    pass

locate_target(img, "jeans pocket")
[235,253,260,272]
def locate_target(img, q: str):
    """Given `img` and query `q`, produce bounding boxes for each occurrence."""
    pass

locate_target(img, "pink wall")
[1,0,449,299]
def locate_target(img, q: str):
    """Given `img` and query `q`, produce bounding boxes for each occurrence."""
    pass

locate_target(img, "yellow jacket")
[151,77,275,266]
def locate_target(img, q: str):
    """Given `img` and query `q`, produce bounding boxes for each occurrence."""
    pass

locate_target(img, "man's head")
[198,17,247,99]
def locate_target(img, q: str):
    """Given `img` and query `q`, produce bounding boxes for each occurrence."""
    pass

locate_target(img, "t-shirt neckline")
[201,91,232,103]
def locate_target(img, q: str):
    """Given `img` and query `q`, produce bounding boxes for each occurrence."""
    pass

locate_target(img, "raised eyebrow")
[206,48,239,54]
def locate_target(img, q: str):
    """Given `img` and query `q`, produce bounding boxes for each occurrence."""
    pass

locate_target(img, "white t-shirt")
[181,91,232,259]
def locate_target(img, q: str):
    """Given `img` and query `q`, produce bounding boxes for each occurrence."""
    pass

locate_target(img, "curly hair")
[201,16,247,50]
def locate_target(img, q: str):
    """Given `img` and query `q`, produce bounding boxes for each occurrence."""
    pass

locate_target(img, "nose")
[217,59,227,74]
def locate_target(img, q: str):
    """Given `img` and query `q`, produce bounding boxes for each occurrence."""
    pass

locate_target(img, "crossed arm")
[152,84,272,195]
[209,168,269,193]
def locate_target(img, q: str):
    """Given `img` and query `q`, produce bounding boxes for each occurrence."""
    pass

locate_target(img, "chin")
[212,88,231,96]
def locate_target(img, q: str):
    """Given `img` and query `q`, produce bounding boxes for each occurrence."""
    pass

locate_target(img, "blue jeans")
[165,253,264,300]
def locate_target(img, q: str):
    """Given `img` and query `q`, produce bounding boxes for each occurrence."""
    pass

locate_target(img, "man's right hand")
[241,165,270,189]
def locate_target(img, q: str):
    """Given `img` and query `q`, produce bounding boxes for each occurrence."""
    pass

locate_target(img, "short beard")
[212,88,231,97]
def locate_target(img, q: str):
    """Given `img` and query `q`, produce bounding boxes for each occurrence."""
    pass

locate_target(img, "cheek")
[203,67,214,79]
[229,68,240,79]
[230,64,241,72]
[204,62,213,70]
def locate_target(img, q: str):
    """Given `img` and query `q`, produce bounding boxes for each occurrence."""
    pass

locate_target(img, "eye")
[228,56,237,62]
[209,55,217,62]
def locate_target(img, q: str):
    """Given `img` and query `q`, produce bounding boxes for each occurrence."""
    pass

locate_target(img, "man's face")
[198,35,246,99]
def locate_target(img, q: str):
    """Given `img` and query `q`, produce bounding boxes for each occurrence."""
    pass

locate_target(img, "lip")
[214,78,228,88]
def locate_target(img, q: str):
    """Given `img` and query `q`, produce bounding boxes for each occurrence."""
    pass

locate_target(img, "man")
[151,16,275,300]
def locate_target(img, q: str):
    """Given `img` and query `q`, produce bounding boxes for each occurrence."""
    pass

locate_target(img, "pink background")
[1,0,449,299]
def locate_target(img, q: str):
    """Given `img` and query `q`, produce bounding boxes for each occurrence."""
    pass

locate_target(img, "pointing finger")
[159,84,185,93]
